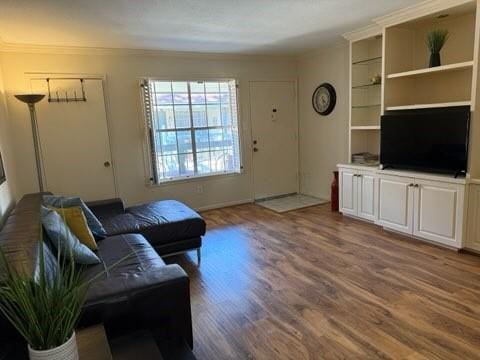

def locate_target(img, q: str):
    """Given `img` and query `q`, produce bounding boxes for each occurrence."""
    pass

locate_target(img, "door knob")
[253,147,258,152]
[104,161,111,167]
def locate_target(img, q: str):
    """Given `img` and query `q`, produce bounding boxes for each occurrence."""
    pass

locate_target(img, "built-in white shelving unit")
[346,30,383,162]
[341,0,480,253]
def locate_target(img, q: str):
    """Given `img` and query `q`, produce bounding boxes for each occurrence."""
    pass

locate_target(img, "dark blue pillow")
[43,195,107,238]
[40,206,100,265]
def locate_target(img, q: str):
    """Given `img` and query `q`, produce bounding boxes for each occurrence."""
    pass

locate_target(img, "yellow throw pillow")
[48,206,98,251]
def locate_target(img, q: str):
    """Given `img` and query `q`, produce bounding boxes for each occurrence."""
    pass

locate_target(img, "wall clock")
[312,83,336,116]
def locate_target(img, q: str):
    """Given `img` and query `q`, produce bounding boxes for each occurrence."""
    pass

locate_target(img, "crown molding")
[0,36,297,62]
[373,0,475,27]
[342,24,382,42]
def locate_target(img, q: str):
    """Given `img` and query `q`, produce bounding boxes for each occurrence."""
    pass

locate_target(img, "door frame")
[248,79,299,200]
[25,72,119,197]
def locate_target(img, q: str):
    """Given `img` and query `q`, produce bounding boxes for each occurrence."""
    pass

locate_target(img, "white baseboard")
[195,198,254,212]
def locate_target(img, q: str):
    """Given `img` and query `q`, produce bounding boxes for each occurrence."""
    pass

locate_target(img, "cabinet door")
[357,173,376,221]
[413,180,464,248]
[339,169,357,216]
[377,175,414,234]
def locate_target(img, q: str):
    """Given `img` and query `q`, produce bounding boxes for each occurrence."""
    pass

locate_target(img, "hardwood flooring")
[166,203,480,360]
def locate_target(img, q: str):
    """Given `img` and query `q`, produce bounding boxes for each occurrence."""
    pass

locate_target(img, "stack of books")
[352,152,379,165]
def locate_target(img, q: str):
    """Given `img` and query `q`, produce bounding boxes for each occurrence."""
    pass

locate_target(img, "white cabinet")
[339,168,376,221]
[377,175,414,234]
[413,180,464,248]
[338,165,466,249]
[376,174,465,248]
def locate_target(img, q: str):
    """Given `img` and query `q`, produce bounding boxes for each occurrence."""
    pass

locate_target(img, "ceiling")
[0,0,421,55]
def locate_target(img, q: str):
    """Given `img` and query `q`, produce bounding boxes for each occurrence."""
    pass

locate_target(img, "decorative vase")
[331,171,339,212]
[28,332,78,360]
[429,52,441,67]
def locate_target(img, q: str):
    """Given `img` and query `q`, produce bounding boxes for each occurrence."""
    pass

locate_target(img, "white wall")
[297,42,349,199]
[0,47,297,209]
[0,62,16,223]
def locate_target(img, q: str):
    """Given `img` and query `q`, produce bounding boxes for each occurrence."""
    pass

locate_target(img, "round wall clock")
[312,83,336,116]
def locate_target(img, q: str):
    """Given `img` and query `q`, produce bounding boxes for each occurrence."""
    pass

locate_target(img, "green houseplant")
[426,29,449,67]
[0,237,87,360]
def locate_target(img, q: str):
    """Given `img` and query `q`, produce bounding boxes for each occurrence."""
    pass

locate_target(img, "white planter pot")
[28,332,79,360]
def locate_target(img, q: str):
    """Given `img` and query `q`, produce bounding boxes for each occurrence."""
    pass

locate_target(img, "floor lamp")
[14,94,46,192]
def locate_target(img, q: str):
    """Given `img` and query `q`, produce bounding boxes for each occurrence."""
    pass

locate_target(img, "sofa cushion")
[125,200,206,247]
[81,234,189,325]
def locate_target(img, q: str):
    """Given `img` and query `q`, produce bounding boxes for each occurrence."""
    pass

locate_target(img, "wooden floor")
[166,203,480,360]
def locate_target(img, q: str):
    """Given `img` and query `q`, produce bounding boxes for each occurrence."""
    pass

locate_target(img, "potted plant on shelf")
[426,29,449,67]
[0,240,87,360]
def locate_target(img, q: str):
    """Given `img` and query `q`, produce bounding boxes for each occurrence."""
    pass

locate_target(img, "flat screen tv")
[380,106,470,175]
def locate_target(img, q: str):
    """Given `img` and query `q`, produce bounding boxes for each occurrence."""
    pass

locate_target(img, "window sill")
[147,170,243,187]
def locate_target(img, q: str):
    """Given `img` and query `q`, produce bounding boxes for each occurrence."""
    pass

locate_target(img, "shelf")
[385,101,471,111]
[387,61,474,79]
[351,126,380,130]
[352,83,381,90]
[352,56,382,66]
[352,104,381,109]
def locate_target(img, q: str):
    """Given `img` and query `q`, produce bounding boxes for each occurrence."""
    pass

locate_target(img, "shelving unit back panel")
[412,12,476,70]
[352,37,382,63]
[351,106,381,127]
[385,6,476,75]
[351,130,380,156]
[385,68,473,108]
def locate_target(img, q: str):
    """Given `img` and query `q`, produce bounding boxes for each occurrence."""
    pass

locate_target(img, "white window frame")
[140,78,244,185]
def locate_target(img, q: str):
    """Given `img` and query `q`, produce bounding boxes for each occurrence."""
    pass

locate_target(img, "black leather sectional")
[0,193,206,356]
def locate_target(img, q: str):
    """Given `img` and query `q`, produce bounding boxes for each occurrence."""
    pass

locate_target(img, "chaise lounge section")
[87,198,206,263]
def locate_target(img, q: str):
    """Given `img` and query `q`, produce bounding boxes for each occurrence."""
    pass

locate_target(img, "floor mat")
[256,194,328,213]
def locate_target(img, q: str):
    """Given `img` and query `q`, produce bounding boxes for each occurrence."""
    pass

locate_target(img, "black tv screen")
[380,106,470,174]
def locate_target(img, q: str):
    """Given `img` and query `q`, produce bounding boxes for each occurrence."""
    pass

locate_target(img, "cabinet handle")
[408,183,414,187]
[414,184,419,188]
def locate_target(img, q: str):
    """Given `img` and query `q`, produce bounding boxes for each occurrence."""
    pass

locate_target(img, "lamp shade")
[14,94,45,104]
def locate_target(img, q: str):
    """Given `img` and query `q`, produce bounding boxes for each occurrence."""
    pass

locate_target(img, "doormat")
[256,194,328,213]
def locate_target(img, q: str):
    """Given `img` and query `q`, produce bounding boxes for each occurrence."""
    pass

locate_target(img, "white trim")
[0,36,296,62]
[373,0,475,28]
[343,24,382,42]
[195,198,253,211]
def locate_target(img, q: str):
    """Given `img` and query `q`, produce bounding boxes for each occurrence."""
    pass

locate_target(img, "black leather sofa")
[87,198,206,263]
[0,193,206,357]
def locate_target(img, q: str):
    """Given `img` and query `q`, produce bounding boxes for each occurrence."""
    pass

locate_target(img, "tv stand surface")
[338,163,467,185]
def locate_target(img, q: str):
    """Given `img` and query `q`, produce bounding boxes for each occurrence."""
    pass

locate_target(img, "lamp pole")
[14,94,46,192]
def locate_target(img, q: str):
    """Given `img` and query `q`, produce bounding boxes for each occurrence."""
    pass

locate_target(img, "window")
[141,79,242,183]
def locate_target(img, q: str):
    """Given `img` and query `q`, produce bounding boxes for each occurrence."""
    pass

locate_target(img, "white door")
[339,169,357,216]
[357,173,376,221]
[413,180,464,248]
[377,175,414,234]
[30,77,116,201]
[250,81,298,199]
